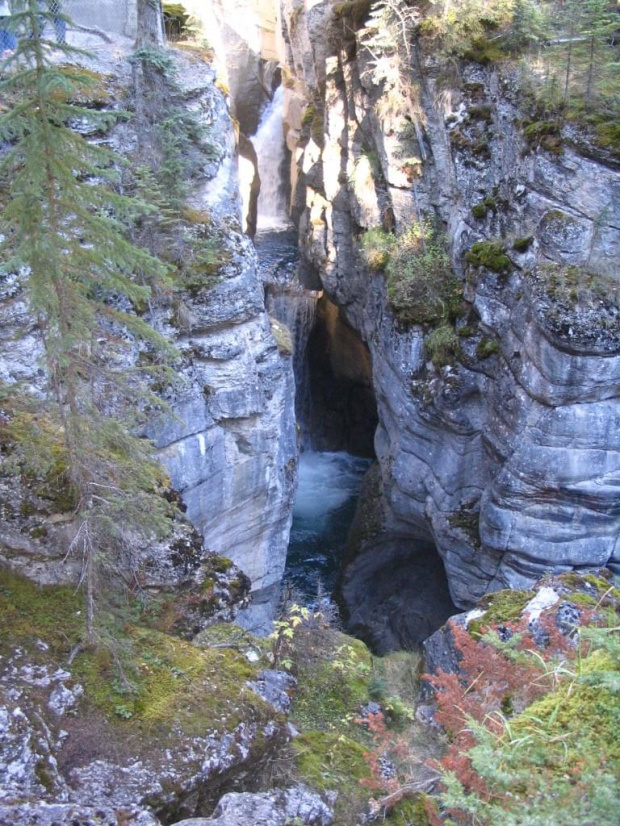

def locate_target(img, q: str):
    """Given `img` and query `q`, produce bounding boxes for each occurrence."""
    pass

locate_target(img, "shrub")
[385,222,462,325]
[425,579,620,826]
[426,325,461,368]
[361,227,395,271]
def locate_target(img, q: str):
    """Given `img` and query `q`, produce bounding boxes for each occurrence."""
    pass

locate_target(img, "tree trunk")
[563,12,576,106]
[135,0,164,49]
[585,35,595,109]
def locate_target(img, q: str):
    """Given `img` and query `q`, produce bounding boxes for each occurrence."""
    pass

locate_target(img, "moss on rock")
[290,628,372,735]
[465,240,511,274]
[468,588,534,637]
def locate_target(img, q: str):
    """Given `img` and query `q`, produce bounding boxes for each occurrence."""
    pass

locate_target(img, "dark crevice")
[304,297,378,457]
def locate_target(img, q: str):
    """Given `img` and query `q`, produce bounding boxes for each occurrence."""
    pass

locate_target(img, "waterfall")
[253,86,288,228]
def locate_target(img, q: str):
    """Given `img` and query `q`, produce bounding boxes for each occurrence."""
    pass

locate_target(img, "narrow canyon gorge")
[0,1,618,824]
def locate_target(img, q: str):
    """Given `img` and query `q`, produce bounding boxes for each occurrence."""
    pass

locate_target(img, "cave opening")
[337,463,458,654]
[303,297,378,457]
[283,296,379,601]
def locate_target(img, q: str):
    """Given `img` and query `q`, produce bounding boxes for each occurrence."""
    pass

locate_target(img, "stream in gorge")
[252,89,371,609]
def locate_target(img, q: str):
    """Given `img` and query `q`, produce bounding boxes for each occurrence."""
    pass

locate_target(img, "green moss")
[516,655,620,764]
[472,204,488,220]
[196,621,263,647]
[513,235,534,253]
[301,105,315,127]
[595,121,620,156]
[56,66,111,107]
[19,500,36,517]
[387,793,434,825]
[35,760,57,793]
[463,38,506,65]
[425,325,461,368]
[558,571,586,589]
[293,731,371,825]
[469,588,534,637]
[208,554,234,573]
[333,0,372,26]
[468,105,493,124]
[369,649,422,727]
[449,508,480,548]
[270,316,293,356]
[476,336,500,359]
[557,571,619,602]
[568,592,597,607]
[0,569,84,658]
[72,624,267,734]
[523,119,563,155]
[465,241,511,274]
[182,207,212,225]
[583,572,615,592]
[361,227,394,272]
[311,111,325,146]
[0,571,270,742]
[457,324,477,338]
[29,526,48,539]
[291,631,372,735]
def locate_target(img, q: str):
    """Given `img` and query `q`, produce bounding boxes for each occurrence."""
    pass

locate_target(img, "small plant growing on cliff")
[361,227,395,271]
[426,325,461,368]
[385,221,462,326]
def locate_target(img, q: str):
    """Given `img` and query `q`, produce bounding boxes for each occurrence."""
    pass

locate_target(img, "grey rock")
[0,803,160,826]
[555,602,581,635]
[171,784,333,826]
[247,670,297,714]
[423,613,469,677]
[0,31,298,623]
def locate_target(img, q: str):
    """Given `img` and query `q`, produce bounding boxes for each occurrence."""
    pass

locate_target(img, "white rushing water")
[292,452,371,533]
[253,86,289,228]
[286,451,371,598]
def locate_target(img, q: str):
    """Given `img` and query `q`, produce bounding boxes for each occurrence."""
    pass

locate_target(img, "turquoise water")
[284,451,371,600]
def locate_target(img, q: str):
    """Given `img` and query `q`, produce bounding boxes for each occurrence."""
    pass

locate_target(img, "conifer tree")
[0,0,178,644]
[504,0,548,55]
[580,0,618,109]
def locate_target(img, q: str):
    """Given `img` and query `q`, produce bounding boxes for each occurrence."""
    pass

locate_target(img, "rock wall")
[277,0,620,635]
[0,28,297,621]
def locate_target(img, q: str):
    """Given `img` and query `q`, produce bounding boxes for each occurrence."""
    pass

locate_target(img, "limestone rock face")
[0,33,297,613]
[171,785,333,826]
[0,641,290,825]
[279,1,620,632]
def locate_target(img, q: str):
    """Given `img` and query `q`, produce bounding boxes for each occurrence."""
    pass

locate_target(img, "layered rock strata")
[0,30,297,620]
[277,0,620,643]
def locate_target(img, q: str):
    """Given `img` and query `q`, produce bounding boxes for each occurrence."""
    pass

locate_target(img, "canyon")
[0,1,619,824]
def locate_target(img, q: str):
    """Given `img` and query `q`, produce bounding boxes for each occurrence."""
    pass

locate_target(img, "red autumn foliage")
[422,600,599,816]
